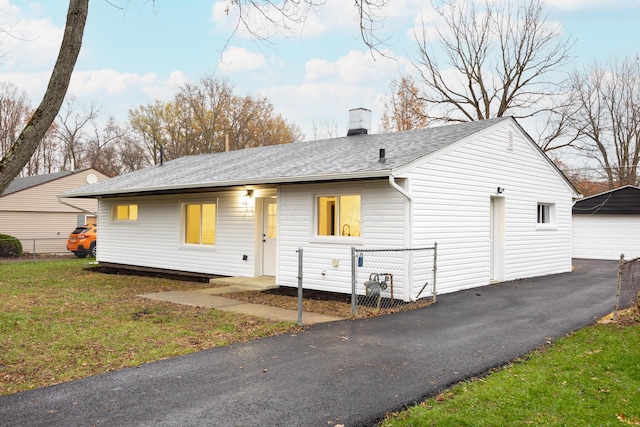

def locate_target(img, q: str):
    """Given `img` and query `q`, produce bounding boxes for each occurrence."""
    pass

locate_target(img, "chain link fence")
[351,245,437,315]
[0,238,71,261]
[615,254,640,320]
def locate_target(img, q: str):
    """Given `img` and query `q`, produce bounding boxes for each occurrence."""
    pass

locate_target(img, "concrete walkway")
[139,276,345,324]
[0,259,620,427]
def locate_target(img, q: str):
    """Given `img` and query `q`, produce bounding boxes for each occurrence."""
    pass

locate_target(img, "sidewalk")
[139,276,345,325]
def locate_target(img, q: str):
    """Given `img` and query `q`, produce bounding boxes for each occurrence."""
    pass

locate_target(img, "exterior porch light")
[242,189,254,206]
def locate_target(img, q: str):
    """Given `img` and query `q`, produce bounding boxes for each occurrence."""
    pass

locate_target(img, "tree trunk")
[0,0,89,194]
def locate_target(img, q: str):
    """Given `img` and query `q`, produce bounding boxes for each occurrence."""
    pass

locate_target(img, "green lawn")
[382,315,640,427]
[0,259,297,395]
[2,258,639,427]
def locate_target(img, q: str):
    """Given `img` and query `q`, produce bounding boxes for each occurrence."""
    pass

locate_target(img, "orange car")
[66,224,97,258]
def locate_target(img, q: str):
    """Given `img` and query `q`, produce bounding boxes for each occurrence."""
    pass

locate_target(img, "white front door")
[262,198,277,276]
[490,196,505,282]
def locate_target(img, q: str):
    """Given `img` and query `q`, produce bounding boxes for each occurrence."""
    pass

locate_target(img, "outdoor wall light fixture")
[242,189,254,206]
[496,187,505,194]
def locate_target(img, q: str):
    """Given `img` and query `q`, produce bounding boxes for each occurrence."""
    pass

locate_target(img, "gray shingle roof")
[62,117,510,198]
[2,170,77,197]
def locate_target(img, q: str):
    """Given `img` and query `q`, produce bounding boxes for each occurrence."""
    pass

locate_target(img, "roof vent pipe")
[379,148,386,163]
[347,107,372,136]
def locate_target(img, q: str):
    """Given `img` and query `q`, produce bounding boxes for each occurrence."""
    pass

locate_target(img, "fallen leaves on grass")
[225,287,432,318]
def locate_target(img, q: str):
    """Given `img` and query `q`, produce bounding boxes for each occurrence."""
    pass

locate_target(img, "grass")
[0,259,297,395]
[381,311,640,427]
[3,258,639,427]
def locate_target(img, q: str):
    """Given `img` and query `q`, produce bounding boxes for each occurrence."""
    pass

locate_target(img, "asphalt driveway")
[0,259,619,427]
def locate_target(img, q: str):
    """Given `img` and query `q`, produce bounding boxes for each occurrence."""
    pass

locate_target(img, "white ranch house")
[62,113,579,297]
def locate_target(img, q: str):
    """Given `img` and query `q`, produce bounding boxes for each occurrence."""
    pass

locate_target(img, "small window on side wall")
[537,203,554,225]
[113,204,138,221]
[317,194,361,237]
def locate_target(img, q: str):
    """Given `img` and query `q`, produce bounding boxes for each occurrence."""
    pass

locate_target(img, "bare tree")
[412,0,573,140]
[379,75,429,133]
[0,0,88,194]
[85,116,128,176]
[310,119,339,140]
[118,135,147,174]
[129,76,300,162]
[565,57,640,189]
[128,101,167,166]
[226,0,389,52]
[0,0,384,193]
[0,83,32,159]
[55,97,100,170]
[24,125,61,175]
[178,76,235,153]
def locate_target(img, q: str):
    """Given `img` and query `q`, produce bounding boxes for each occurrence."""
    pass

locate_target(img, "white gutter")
[388,174,412,200]
[57,196,96,215]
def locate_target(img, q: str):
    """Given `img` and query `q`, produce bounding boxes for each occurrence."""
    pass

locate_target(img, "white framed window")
[537,203,555,227]
[316,194,361,237]
[183,201,217,245]
[112,204,138,221]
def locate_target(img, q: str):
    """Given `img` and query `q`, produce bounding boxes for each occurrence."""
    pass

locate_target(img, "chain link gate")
[351,245,437,315]
[615,254,640,320]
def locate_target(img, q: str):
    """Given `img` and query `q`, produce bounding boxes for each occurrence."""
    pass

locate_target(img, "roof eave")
[59,169,393,199]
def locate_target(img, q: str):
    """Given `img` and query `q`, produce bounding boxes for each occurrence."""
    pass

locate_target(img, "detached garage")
[572,186,640,260]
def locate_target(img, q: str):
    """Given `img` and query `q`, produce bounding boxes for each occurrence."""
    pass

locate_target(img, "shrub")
[0,233,23,258]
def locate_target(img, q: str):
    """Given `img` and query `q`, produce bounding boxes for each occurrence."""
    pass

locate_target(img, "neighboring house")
[572,185,640,260]
[61,112,579,296]
[0,168,109,254]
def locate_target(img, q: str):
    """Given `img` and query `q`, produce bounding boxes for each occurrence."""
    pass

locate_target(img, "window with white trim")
[112,204,138,221]
[537,203,555,225]
[184,202,217,245]
[317,194,361,237]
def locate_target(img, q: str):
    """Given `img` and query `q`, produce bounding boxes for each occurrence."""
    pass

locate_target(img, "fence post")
[297,247,303,326]
[614,253,624,322]
[351,246,357,316]
[432,242,438,303]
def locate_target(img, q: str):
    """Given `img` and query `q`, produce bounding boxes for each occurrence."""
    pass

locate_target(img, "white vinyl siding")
[406,121,573,294]
[277,180,407,293]
[573,215,640,260]
[91,121,575,296]
[97,190,256,277]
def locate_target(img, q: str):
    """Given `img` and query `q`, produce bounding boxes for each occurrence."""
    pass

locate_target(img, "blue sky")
[1,0,639,141]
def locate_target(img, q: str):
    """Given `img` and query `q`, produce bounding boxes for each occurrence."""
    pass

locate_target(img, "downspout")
[389,175,422,301]
[388,174,412,201]
[388,175,412,242]
[57,196,97,216]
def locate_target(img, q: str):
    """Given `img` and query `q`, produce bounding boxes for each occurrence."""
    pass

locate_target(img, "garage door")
[573,214,640,260]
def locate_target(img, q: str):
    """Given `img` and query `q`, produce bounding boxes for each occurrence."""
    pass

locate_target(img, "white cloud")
[305,50,407,84]
[218,46,266,73]
[261,81,380,139]
[68,69,158,97]
[542,0,640,10]
[0,1,63,70]
[0,71,50,102]
[141,70,192,101]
